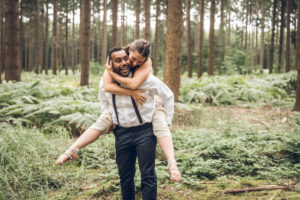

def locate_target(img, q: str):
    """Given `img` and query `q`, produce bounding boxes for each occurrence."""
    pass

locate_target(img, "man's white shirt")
[98,74,174,127]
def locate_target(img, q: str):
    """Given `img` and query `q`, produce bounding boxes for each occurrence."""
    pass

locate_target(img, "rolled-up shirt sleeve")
[147,75,174,125]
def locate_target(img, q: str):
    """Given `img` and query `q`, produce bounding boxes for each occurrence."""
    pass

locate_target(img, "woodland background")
[1,0,300,199]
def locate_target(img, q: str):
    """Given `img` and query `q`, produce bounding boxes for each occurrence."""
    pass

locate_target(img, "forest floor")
[47,105,300,200]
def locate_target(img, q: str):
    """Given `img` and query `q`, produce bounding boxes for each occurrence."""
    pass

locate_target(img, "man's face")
[129,50,147,67]
[111,50,130,77]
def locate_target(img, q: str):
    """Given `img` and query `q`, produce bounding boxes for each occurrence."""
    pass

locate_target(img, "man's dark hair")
[108,46,124,61]
[129,39,151,58]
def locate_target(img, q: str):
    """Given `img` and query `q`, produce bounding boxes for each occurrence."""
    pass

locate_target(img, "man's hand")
[131,89,147,106]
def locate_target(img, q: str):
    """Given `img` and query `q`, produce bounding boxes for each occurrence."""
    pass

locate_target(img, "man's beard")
[113,63,130,77]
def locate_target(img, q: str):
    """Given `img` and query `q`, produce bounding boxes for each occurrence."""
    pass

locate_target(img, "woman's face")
[129,50,147,67]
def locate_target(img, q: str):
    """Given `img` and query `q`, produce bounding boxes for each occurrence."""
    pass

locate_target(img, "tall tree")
[71,1,76,74]
[34,0,40,74]
[112,0,118,46]
[285,0,291,72]
[208,0,216,76]
[52,0,57,75]
[163,0,183,101]
[135,0,140,39]
[278,0,286,72]
[0,0,3,84]
[269,0,278,74]
[101,0,107,65]
[225,0,231,57]
[186,0,192,77]
[293,0,300,111]
[144,0,151,41]
[65,5,69,75]
[218,0,225,59]
[259,2,265,71]
[4,0,21,81]
[45,1,49,75]
[153,0,161,75]
[121,0,125,46]
[198,0,205,77]
[80,0,91,86]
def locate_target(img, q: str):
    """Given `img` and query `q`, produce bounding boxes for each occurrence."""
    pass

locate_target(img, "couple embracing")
[56,39,181,200]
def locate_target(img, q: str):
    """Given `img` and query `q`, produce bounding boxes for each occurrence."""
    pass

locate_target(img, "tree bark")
[259,2,265,71]
[80,0,90,86]
[34,0,40,74]
[225,0,230,57]
[101,0,107,65]
[218,0,225,60]
[52,0,57,75]
[45,2,49,75]
[58,16,63,72]
[0,0,3,83]
[244,0,249,50]
[208,0,215,76]
[163,0,183,101]
[112,0,118,46]
[278,0,286,72]
[121,0,125,46]
[198,0,205,78]
[4,0,21,82]
[269,0,278,74]
[65,7,69,75]
[153,0,161,75]
[71,2,76,74]
[135,0,140,39]
[144,0,151,42]
[186,0,192,77]
[285,0,291,72]
[293,0,300,111]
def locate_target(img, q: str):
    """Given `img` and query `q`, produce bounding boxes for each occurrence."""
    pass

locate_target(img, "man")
[99,47,174,200]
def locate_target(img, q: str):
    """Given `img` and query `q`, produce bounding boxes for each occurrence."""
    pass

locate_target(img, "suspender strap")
[112,80,143,125]
[130,96,143,124]
[112,94,120,125]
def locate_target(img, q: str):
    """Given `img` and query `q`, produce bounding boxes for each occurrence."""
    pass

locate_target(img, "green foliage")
[180,71,296,105]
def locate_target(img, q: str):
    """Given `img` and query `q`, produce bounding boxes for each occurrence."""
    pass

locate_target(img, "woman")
[56,39,181,182]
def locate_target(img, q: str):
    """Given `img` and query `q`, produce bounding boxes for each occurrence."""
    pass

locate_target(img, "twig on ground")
[224,185,296,194]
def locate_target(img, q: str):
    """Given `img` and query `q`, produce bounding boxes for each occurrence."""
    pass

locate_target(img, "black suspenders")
[112,94,144,125]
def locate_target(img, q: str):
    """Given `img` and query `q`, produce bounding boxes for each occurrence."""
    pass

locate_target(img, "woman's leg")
[56,108,113,164]
[152,104,181,182]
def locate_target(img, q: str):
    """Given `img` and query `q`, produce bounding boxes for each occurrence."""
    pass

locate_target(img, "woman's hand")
[106,57,114,75]
[131,89,147,106]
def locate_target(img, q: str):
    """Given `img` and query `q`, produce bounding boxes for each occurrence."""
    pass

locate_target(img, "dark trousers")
[113,123,157,200]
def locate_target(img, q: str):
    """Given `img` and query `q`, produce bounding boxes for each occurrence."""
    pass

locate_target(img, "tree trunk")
[259,2,265,71]
[65,8,69,75]
[4,0,21,81]
[58,16,63,72]
[28,24,33,71]
[153,0,161,75]
[244,0,249,50]
[269,0,278,74]
[0,0,3,83]
[198,0,205,78]
[101,0,107,65]
[45,2,49,75]
[144,0,151,41]
[293,0,300,111]
[34,0,40,74]
[225,0,230,57]
[51,0,57,75]
[90,7,94,61]
[218,0,225,60]
[135,0,140,39]
[285,0,291,72]
[208,0,215,76]
[112,0,118,46]
[186,0,192,77]
[163,0,183,101]
[254,0,258,67]
[80,0,90,86]
[278,0,286,72]
[121,0,125,46]
[72,2,75,74]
